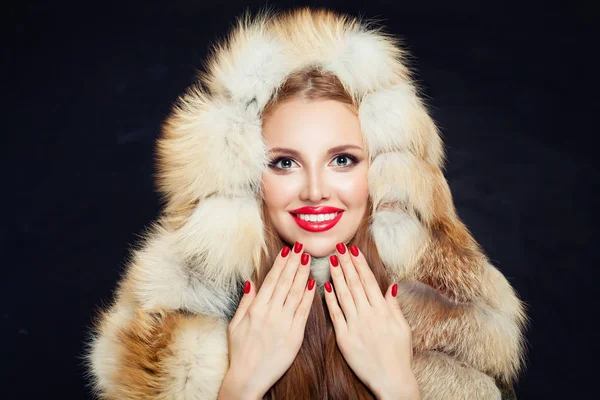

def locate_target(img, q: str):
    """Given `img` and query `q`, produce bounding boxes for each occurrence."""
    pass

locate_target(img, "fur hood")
[88,8,527,399]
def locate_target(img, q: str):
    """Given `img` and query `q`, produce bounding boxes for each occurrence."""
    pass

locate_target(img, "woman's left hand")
[323,243,420,400]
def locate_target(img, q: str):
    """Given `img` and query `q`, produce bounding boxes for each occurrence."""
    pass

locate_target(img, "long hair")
[253,68,391,399]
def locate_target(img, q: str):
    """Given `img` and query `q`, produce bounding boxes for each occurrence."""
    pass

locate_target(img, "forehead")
[262,99,363,149]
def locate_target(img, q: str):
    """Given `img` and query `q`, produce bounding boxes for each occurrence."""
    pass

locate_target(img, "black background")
[4,1,596,398]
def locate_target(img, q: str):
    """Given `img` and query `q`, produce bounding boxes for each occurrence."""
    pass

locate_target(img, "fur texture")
[86,8,528,399]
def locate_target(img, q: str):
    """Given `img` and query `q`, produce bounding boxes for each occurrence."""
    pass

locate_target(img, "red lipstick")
[289,206,344,232]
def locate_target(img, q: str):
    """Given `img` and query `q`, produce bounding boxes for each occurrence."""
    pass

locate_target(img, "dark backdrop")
[4,1,596,398]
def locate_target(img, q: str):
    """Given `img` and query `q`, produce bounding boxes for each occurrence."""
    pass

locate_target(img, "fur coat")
[86,8,528,399]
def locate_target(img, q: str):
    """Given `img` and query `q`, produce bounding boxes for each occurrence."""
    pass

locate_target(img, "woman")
[86,8,527,399]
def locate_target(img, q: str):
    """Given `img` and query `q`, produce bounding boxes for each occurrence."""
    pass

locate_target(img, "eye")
[330,154,358,168]
[268,157,299,170]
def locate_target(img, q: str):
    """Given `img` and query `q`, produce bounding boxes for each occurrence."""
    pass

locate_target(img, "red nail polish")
[329,255,339,267]
[336,243,346,254]
[244,280,251,294]
[301,253,310,265]
[294,241,303,253]
[308,279,315,290]
[392,283,398,297]
[281,246,290,257]
[324,282,332,293]
[349,245,359,257]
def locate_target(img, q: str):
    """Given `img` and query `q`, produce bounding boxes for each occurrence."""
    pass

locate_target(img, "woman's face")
[262,98,369,258]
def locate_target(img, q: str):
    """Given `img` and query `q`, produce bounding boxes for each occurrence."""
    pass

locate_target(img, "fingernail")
[294,241,303,253]
[244,280,251,294]
[329,255,339,267]
[324,282,332,293]
[336,243,346,254]
[301,253,310,265]
[349,245,359,257]
[392,283,398,297]
[281,246,290,257]
[308,279,315,290]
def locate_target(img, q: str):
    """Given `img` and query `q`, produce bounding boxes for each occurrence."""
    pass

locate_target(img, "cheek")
[333,168,369,209]
[262,173,297,209]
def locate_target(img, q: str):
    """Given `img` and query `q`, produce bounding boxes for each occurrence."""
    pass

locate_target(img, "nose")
[300,168,330,203]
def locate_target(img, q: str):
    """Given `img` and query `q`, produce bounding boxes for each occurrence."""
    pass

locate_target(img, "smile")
[289,206,344,232]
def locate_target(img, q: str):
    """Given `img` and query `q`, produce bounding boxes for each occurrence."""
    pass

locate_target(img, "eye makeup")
[267,152,361,172]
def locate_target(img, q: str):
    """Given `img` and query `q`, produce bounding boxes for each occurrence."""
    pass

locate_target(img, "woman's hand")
[218,242,317,400]
[323,243,420,400]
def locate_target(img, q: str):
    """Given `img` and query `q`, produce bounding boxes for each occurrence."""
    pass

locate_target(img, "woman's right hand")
[217,242,316,400]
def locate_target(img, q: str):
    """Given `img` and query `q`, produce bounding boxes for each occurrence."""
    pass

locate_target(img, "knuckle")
[278,277,291,287]
[287,286,303,300]
[247,305,263,319]
[330,266,342,277]
[348,277,362,290]
[331,309,343,323]
[340,292,353,305]
[263,275,276,288]
[360,277,371,289]
[297,305,309,320]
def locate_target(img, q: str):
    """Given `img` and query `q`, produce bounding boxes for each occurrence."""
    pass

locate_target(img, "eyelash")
[268,153,359,171]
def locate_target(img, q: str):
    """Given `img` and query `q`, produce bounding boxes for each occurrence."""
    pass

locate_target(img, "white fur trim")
[414,351,501,400]
[324,31,404,95]
[208,24,291,110]
[174,196,265,281]
[368,152,437,222]
[370,210,427,279]
[455,264,528,378]
[162,95,267,198]
[163,318,229,399]
[309,255,332,287]
[360,84,444,165]
[129,197,263,318]
[87,300,136,395]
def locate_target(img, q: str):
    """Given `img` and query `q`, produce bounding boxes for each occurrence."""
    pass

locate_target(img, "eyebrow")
[268,144,364,158]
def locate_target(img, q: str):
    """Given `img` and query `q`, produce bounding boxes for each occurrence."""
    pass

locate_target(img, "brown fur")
[86,8,527,399]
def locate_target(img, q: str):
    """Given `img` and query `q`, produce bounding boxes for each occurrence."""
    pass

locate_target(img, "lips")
[289,206,344,232]
[291,206,344,214]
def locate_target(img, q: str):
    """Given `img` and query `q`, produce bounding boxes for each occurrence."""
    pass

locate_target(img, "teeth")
[297,212,339,222]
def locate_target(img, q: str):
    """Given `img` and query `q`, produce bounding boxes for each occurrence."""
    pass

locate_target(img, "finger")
[335,242,370,311]
[385,283,411,332]
[348,245,387,308]
[283,252,312,312]
[270,241,306,306]
[291,278,317,330]
[386,283,415,365]
[323,281,348,334]
[329,253,357,320]
[229,280,256,332]
[253,245,292,306]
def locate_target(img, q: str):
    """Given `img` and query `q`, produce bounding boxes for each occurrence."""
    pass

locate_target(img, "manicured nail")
[244,280,251,294]
[329,255,339,267]
[281,246,290,257]
[392,283,398,297]
[349,245,359,257]
[294,241,303,253]
[336,243,346,254]
[301,253,310,265]
[308,279,315,290]
[324,282,332,293]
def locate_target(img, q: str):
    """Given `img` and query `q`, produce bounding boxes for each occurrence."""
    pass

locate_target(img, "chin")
[302,240,338,258]
[286,227,354,258]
